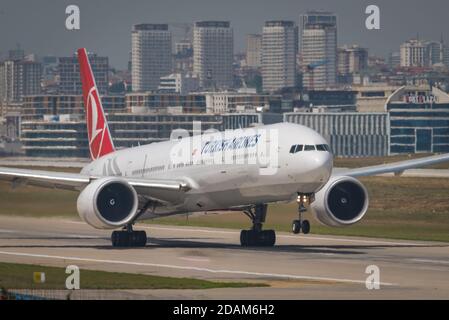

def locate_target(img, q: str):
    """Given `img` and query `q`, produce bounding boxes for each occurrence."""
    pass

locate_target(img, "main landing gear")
[111,223,147,247]
[292,193,313,235]
[240,204,276,247]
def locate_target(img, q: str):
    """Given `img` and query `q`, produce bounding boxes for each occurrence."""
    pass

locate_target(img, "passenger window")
[304,145,315,151]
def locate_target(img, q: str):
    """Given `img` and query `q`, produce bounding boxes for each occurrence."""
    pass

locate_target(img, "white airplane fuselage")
[80,122,333,219]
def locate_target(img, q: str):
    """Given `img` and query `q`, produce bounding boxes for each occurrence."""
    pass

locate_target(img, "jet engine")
[310,175,369,227]
[77,177,139,229]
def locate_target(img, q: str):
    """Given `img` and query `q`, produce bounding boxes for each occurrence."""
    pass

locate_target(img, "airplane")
[1,47,449,248]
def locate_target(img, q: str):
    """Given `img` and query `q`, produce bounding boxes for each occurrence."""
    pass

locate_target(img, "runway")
[0,215,449,299]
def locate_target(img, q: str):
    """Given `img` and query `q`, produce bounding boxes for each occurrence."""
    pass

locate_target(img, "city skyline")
[1,0,449,69]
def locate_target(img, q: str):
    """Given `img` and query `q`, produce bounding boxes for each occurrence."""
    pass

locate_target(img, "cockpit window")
[316,144,331,152]
[289,144,303,153]
[290,144,331,153]
[316,144,326,151]
[304,145,316,151]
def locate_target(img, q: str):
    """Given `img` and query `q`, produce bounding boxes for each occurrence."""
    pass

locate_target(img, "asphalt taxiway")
[0,215,448,299]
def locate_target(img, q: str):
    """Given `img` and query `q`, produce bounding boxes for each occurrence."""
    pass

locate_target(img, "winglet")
[77,48,115,160]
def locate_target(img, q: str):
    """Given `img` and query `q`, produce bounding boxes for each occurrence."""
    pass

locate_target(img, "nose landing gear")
[292,193,313,235]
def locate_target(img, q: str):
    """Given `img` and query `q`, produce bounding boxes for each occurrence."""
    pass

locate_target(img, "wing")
[0,166,89,190]
[335,153,449,177]
[0,166,190,203]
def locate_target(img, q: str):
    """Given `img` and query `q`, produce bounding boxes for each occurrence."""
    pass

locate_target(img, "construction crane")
[306,59,328,90]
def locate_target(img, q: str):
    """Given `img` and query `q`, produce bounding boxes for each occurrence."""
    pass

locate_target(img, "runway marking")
[64,234,103,239]
[0,229,18,234]
[0,250,396,286]
[179,257,211,262]
[63,220,428,247]
[311,253,336,257]
[0,227,102,239]
[411,259,449,265]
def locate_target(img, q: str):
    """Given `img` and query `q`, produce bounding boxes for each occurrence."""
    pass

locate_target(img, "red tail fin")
[77,48,115,160]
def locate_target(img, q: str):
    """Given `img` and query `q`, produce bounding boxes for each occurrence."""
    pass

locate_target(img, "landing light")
[296,195,310,203]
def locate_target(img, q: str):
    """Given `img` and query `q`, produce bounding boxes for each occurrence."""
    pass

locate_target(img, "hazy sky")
[1,0,448,69]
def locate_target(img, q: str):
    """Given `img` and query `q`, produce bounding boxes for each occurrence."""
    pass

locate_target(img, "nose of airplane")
[310,151,333,182]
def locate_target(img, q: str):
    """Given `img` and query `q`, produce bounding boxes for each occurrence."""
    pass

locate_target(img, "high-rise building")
[443,44,449,68]
[389,52,401,69]
[439,35,449,67]
[193,21,234,90]
[58,53,109,95]
[8,47,25,61]
[0,60,41,103]
[300,11,337,90]
[400,38,449,68]
[158,73,199,95]
[261,21,297,92]
[131,24,172,92]
[174,40,193,74]
[337,45,368,76]
[127,51,132,73]
[246,34,262,68]
[426,41,443,66]
[175,40,193,56]
[400,39,427,67]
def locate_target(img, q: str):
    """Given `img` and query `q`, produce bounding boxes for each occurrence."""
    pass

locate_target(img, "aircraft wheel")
[261,230,276,246]
[240,230,249,246]
[112,230,146,247]
[301,220,311,234]
[111,230,128,247]
[240,230,275,247]
[292,220,301,234]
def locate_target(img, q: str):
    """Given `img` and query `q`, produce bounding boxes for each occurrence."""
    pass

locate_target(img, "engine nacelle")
[77,177,139,229]
[310,175,369,227]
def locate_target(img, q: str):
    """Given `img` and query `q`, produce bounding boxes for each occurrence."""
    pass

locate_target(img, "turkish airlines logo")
[86,86,106,160]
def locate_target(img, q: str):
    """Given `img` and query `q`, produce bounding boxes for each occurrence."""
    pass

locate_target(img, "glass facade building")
[387,102,449,154]
[386,86,449,154]
[284,112,388,157]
